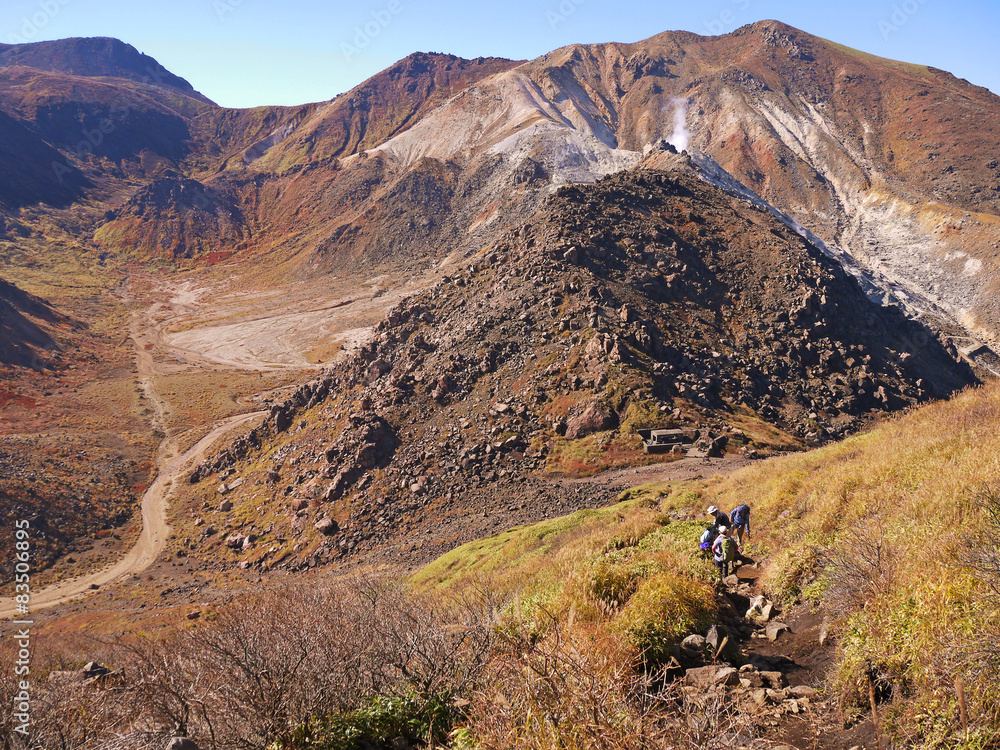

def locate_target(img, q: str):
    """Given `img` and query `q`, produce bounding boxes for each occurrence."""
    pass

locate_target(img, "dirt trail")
[3,268,451,618]
[564,455,755,489]
[0,410,264,618]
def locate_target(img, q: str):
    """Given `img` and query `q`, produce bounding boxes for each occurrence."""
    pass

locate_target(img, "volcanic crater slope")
[0,277,75,369]
[183,166,975,574]
[0,37,209,100]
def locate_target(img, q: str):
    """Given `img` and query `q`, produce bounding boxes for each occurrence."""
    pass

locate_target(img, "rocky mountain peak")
[0,37,212,102]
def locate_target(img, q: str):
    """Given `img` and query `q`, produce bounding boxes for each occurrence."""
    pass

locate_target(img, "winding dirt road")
[1,270,436,619]
[0,410,264,619]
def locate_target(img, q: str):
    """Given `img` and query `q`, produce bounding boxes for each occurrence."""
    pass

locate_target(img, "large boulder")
[315,517,338,535]
[706,624,742,662]
[681,634,707,652]
[766,621,791,643]
[565,401,617,440]
[745,595,777,625]
[684,665,740,689]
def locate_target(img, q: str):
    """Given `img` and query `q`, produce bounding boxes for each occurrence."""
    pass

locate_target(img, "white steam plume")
[667,97,690,152]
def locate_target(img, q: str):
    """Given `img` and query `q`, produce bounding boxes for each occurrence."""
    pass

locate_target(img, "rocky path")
[680,560,877,750]
[564,455,755,489]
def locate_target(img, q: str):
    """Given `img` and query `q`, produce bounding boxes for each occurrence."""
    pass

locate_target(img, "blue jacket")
[730,504,751,532]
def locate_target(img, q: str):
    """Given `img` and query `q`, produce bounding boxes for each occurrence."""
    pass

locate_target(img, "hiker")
[698,525,715,557]
[730,503,751,546]
[706,505,731,529]
[712,526,737,582]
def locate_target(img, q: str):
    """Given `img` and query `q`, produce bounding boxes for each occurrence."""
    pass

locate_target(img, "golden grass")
[412,490,718,673]
[821,38,932,78]
[413,381,1000,746]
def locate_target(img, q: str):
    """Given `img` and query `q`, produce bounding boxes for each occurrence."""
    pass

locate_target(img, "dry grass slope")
[412,380,1000,748]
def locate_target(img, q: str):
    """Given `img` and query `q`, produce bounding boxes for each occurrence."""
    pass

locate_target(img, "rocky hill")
[335,20,1000,345]
[93,175,250,261]
[180,163,975,574]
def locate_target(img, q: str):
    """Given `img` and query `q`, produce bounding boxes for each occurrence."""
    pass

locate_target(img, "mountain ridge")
[0,36,213,103]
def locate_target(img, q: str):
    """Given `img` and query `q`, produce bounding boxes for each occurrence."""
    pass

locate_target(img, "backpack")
[721,537,736,562]
[731,504,750,526]
[699,527,714,550]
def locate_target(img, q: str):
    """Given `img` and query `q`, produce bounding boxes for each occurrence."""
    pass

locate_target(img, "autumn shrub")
[17,577,496,750]
[1,635,149,750]
[588,557,650,610]
[460,615,760,750]
[613,571,717,669]
[462,619,668,750]
[283,692,457,750]
[822,517,899,615]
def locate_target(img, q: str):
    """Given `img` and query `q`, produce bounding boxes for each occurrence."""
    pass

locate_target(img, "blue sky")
[2,0,998,108]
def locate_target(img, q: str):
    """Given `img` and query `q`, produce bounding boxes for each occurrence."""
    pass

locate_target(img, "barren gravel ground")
[564,455,756,488]
[3,266,452,615]
[0,410,264,617]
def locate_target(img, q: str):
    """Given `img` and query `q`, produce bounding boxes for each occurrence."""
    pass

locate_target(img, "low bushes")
[2,578,496,750]
[614,571,717,669]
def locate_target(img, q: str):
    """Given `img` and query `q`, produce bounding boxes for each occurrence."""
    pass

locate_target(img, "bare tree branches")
[9,577,498,749]
[822,517,898,615]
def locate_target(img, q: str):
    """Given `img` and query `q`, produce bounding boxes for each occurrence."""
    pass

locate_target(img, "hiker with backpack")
[730,504,751,546]
[711,526,737,582]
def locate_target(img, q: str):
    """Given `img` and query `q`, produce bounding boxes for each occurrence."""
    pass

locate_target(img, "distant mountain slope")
[0,37,212,103]
[184,164,975,574]
[3,25,1000,353]
[253,52,523,171]
[0,277,75,368]
[0,109,89,208]
[331,20,1000,344]
[93,175,249,261]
